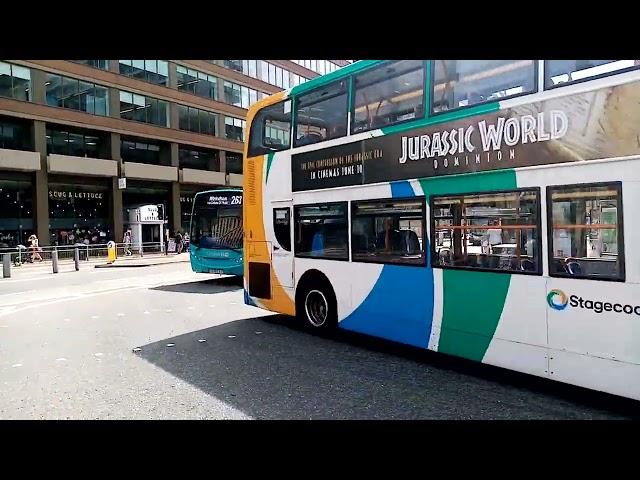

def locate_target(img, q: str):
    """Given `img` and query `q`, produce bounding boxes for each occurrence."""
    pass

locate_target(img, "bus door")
[271,203,294,288]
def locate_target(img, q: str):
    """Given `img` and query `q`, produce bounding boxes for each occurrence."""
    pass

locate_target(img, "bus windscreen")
[190,192,243,250]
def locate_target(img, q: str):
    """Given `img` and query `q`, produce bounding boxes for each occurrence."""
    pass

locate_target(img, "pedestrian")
[123,230,132,256]
[165,228,170,256]
[29,234,43,262]
[175,230,183,254]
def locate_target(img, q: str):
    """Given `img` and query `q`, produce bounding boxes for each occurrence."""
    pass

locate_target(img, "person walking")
[175,230,183,254]
[123,230,132,256]
[29,234,43,262]
[165,228,170,256]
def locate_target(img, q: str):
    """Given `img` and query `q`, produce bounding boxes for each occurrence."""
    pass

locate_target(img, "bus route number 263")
[231,195,242,205]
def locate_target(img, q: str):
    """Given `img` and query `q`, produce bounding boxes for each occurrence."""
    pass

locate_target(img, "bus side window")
[294,79,348,147]
[248,100,292,157]
[273,208,291,251]
[547,182,625,281]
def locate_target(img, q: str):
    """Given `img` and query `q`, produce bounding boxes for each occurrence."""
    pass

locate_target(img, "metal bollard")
[2,254,10,278]
[74,248,80,271]
[52,249,59,274]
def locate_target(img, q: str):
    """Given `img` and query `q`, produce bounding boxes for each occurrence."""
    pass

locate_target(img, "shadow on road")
[151,275,243,294]
[136,314,640,420]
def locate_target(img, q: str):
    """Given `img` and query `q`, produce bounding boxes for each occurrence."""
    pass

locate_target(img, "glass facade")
[178,146,219,171]
[73,60,109,70]
[119,60,169,85]
[119,91,168,126]
[225,152,242,175]
[176,65,217,100]
[223,60,309,89]
[46,125,109,159]
[48,183,111,246]
[0,116,32,151]
[45,74,109,116]
[121,136,167,165]
[0,62,31,102]
[0,179,34,248]
[224,116,245,141]
[178,105,217,136]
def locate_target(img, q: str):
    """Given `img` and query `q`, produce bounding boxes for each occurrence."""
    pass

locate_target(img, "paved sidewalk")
[94,254,190,268]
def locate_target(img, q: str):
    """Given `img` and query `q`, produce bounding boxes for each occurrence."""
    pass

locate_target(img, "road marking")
[94,353,103,357]
[198,339,207,343]
[227,335,236,339]
[166,343,175,347]
[11,363,22,368]
[56,358,67,362]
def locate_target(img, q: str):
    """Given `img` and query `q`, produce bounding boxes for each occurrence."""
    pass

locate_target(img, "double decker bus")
[189,188,243,276]
[243,60,640,401]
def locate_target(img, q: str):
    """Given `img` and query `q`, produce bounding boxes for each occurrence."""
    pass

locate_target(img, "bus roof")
[194,188,242,196]
[288,60,382,97]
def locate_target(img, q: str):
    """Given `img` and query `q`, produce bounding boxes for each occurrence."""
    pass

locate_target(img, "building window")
[295,79,348,147]
[119,60,168,86]
[224,60,243,73]
[178,146,219,171]
[352,60,424,134]
[432,189,541,274]
[225,116,245,141]
[73,60,109,70]
[223,81,260,109]
[248,100,291,157]
[0,61,31,102]
[119,91,168,126]
[351,198,425,265]
[294,203,349,260]
[48,184,110,246]
[548,182,624,281]
[225,152,242,175]
[45,73,109,116]
[0,179,34,248]
[121,137,164,165]
[432,60,536,113]
[177,104,217,136]
[46,125,107,159]
[176,65,217,100]
[544,60,639,89]
[0,116,32,151]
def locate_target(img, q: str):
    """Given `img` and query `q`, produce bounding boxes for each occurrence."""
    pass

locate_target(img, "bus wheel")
[298,278,337,331]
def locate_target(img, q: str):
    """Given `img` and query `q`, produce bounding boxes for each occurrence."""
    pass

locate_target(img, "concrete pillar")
[171,182,181,234]
[217,76,225,104]
[167,62,178,89]
[169,102,179,130]
[109,87,120,119]
[32,121,50,245]
[30,69,47,105]
[170,143,181,234]
[219,150,227,182]
[110,132,123,243]
[108,60,120,74]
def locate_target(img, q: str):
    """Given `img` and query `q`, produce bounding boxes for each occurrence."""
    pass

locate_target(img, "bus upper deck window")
[248,100,291,157]
[294,80,348,147]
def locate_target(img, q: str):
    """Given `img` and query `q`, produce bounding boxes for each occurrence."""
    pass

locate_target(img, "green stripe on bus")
[419,169,516,362]
[381,101,500,136]
[289,60,383,97]
[265,152,275,184]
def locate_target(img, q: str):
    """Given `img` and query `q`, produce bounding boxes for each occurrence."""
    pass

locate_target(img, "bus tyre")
[298,280,337,332]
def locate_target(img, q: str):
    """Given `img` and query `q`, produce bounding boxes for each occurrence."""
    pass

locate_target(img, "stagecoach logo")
[547,289,640,316]
[397,110,569,169]
[547,289,569,310]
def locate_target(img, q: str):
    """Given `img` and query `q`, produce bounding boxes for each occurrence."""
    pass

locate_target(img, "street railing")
[0,241,171,266]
